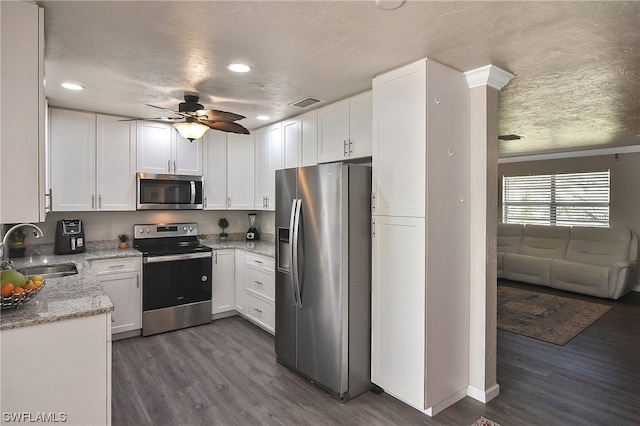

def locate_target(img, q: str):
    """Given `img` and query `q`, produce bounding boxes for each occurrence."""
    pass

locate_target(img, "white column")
[464,65,514,403]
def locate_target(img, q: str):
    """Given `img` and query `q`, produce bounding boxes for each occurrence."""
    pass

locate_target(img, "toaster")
[54,219,86,255]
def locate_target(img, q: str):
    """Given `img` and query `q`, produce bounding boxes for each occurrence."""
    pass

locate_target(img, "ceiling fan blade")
[146,104,194,119]
[197,109,246,122]
[118,116,183,122]
[201,120,250,135]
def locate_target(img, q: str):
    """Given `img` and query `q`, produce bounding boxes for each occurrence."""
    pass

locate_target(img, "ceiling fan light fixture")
[173,121,209,142]
[226,63,251,73]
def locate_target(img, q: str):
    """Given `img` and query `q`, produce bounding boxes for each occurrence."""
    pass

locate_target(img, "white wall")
[22,210,275,245]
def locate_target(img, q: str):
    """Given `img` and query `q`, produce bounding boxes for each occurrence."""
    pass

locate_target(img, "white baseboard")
[467,383,500,403]
[425,388,468,417]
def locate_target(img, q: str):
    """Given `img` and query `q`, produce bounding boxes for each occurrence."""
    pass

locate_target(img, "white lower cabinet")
[242,252,275,334]
[212,249,235,315]
[90,256,142,335]
[234,250,246,315]
[1,313,111,425]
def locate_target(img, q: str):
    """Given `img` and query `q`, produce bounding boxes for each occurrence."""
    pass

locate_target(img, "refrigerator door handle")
[289,198,301,307]
[292,198,303,308]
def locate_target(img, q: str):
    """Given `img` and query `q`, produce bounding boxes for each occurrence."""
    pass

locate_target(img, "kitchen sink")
[17,263,78,278]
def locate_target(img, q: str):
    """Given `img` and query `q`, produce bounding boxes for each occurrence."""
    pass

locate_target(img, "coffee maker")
[55,219,86,254]
[246,213,260,240]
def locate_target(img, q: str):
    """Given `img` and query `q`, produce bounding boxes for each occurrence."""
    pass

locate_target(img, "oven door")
[142,252,212,311]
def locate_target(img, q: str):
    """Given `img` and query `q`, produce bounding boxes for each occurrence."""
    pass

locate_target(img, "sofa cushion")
[551,259,610,298]
[497,223,524,254]
[519,225,571,259]
[503,253,551,286]
[566,226,632,266]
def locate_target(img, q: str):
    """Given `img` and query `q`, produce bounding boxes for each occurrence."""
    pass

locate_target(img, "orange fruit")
[1,283,14,297]
[24,283,37,292]
[13,287,25,299]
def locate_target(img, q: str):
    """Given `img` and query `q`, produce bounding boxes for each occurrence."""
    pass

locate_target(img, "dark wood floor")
[112,282,640,425]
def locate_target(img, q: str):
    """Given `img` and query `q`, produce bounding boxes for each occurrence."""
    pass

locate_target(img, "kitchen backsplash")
[19,210,275,246]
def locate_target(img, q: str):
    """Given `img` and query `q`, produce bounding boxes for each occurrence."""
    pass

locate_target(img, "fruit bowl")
[0,281,45,310]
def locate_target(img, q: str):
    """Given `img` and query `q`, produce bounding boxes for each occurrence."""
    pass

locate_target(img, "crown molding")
[464,65,515,90]
[498,144,640,164]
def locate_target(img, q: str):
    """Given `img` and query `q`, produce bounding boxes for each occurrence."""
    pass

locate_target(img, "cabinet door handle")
[203,196,207,208]
[348,139,353,155]
[98,195,102,209]
[254,308,263,314]
[45,188,52,212]
[91,194,95,209]
[343,140,348,157]
[254,280,263,285]
[137,273,140,288]
[254,259,263,264]
[227,197,231,208]
[108,264,126,269]
[214,252,218,264]
[173,160,176,174]
[168,160,171,173]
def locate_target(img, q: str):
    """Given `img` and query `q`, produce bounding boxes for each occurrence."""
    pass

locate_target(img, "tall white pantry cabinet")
[371,58,471,416]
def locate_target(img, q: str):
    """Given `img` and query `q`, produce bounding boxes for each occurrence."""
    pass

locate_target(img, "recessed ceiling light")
[226,63,251,73]
[61,82,85,91]
[256,115,270,121]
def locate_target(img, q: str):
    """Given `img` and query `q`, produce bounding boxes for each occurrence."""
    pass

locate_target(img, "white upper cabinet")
[50,109,97,211]
[300,110,318,167]
[254,123,282,210]
[372,63,427,218]
[50,109,137,212]
[227,133,255,210]
[282,118,301,169]
[96,115,136,210]
[137,121,202,175]
[317,91,372,163]
[173,130,203,175]
[0,1,45,223]
[281,110,319,169]
[202,131,228,210]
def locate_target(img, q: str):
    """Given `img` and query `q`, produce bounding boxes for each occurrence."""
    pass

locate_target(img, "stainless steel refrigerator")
[275,163,372,401]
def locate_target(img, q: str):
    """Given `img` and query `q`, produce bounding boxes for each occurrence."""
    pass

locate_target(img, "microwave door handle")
[190,181,196,204]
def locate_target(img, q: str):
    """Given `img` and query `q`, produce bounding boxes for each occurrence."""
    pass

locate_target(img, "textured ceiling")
[39,0,640,157]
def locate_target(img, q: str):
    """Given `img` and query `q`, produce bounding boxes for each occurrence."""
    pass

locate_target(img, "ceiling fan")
[145,94,250,141]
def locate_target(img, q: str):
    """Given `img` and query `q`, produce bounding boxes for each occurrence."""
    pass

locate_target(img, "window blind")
[502,170,610,227]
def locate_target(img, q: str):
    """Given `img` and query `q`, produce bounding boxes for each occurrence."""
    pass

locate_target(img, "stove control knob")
[139,228,144,234]
[189,226,193,232]
[183,226,187,231]
[146,227,150,233]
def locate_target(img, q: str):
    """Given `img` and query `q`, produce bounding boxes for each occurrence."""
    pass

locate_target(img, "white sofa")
[497,223,638,299]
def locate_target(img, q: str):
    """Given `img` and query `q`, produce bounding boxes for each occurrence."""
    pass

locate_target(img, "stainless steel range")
[134,223,213,336]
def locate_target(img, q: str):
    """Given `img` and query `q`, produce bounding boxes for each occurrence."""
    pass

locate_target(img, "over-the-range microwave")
[137,173,204,210]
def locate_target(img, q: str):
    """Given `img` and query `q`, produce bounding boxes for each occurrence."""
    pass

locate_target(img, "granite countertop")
[0,241,274,331]
[0,249,141,331]
[203,240,275,258]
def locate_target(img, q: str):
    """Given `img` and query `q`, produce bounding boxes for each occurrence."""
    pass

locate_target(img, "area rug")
[497,286,612,345]
[471,417,501,426]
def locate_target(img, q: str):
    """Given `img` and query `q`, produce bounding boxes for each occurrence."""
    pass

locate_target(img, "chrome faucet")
[1,223,44,261]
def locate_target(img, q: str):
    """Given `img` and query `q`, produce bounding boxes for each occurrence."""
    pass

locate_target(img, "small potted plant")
[198,232,207,242]
[117,233,129,249]
[218,218,229,242]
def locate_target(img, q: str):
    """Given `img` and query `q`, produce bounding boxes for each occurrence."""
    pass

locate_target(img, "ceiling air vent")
[290,97,324,109]
[498,134,524,141]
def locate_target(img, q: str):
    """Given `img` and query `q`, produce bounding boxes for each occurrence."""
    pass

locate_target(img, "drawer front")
[245,290,275,334]
[245,267,274,301]
[244,252,274,273]
[90,257,140,274]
